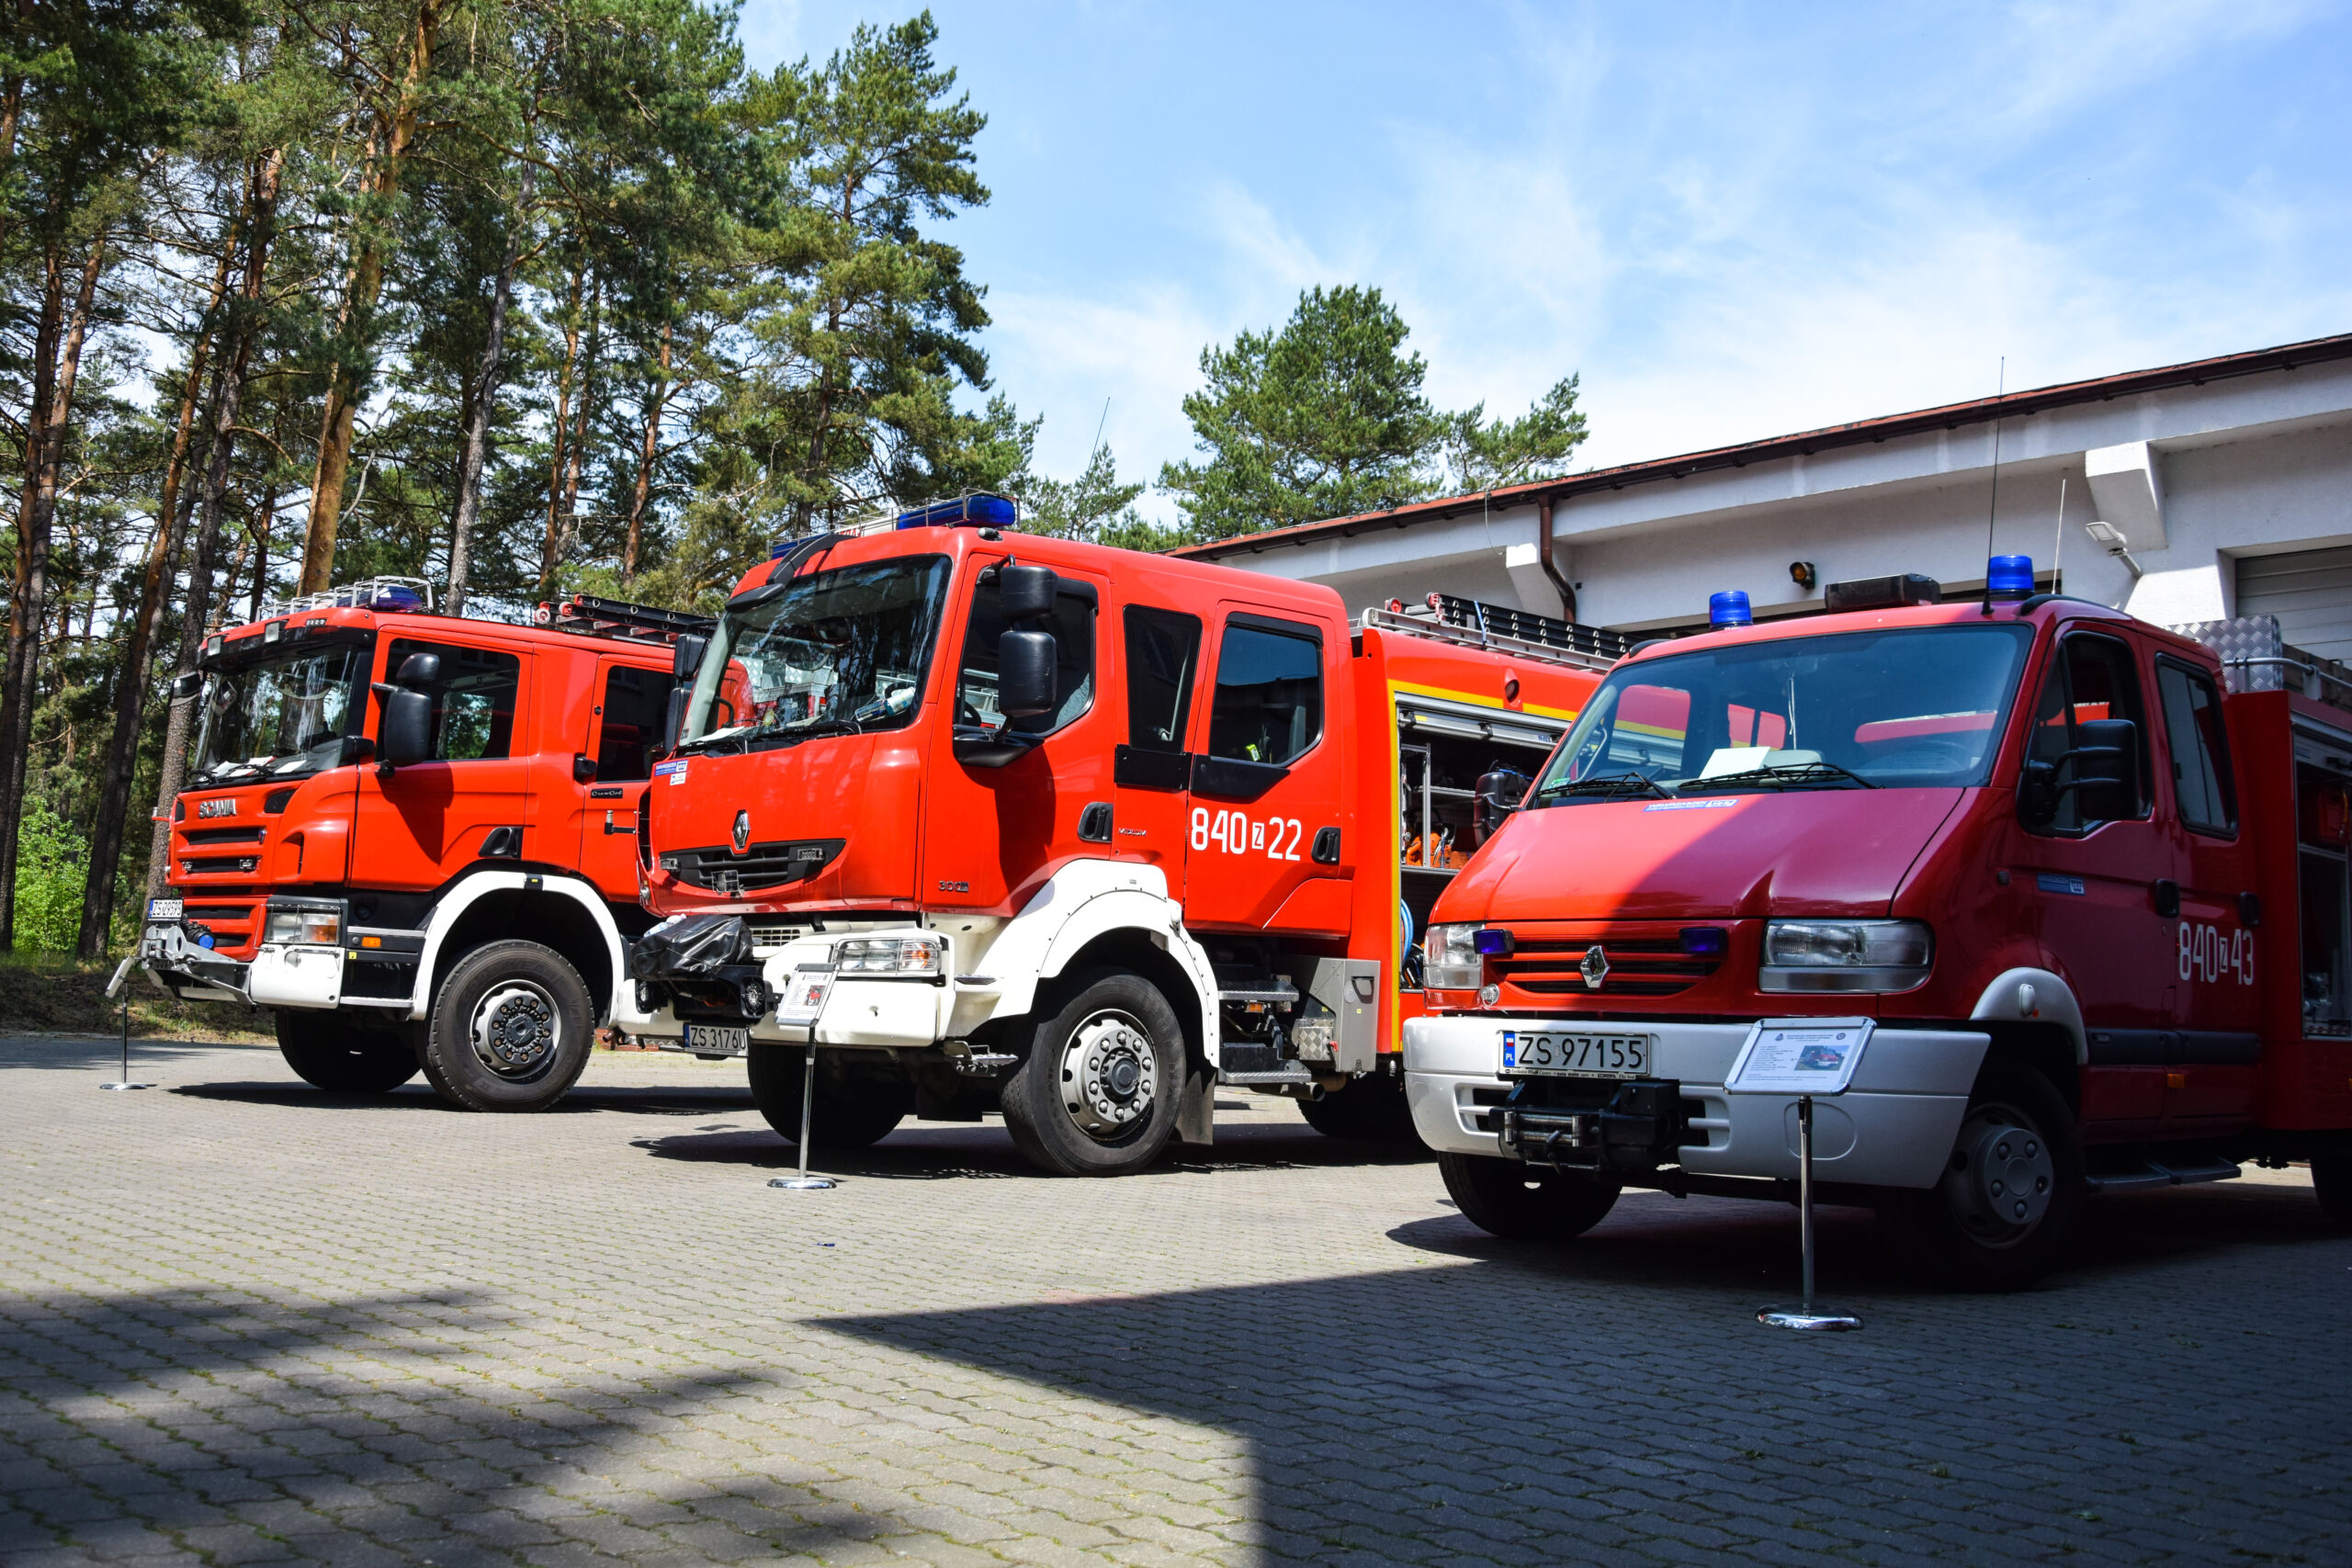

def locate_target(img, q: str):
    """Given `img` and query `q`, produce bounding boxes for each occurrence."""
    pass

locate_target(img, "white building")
[1172,333,2352,661]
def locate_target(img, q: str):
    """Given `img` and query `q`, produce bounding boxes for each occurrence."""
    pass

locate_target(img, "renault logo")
[731,810,751,855]
[1579,945,1610,990]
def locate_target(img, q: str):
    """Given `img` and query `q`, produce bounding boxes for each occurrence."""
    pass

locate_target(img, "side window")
[1206,620,1323,766]
[595,664,675,783]
[2024,634,2150,833]
[957,579,1096,736]
[1124,606,1202,751]
[2157,660,2237,835]
[387,638,522,762]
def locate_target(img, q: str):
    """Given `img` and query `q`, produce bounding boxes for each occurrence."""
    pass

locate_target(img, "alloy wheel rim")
[470,979,560,1081]
[1057,1009,1158,1141]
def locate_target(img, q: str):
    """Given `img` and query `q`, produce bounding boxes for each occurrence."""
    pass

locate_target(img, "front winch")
[1499,1077,1687,1175]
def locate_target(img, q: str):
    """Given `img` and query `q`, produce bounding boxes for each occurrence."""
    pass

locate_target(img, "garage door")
[2236,545,2352,663]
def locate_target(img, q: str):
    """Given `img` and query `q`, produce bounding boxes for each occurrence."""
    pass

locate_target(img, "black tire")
[2312,1145,2352,1227]
[420,940,595,1112]
[275,1009,420,1095]
[745,1044,910,1149]
[1889,1062,2085,1292]
[1439,1151,1621,1239]
[1299,1071,1422,1144]
[1000,969,1185,1176]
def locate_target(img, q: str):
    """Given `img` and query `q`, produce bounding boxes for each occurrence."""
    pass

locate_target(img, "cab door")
[1178,605,1351,936]
[577,658,675,901]
[1107,604,1203,888]
[349,635,532,893]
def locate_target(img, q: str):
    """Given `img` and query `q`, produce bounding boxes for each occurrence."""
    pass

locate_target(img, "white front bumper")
[1403,1014,1988,1190]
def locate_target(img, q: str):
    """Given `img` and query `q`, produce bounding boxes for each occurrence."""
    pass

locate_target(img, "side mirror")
[394,651,441,685]
[378,687,433,767]
[170,671,203,703]
[1473,768,1532,845]
[996,629,1057,717]
[997,563,1057,621]
[672,633,707,682]
[2071,717,2139,822]
[663,685,689,749]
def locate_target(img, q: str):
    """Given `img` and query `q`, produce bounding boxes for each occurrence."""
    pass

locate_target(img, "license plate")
[1501,1030,1651,1078]
[685,1024,747,1055]
[148,897,184,920]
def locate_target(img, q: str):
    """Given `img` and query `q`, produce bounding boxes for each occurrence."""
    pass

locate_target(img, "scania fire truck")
[136,581,704,1111]
[1404,557,2352,1288]
[626,498,1620,1174]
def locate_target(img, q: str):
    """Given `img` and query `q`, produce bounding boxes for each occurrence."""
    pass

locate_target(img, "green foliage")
[12,807,90,953]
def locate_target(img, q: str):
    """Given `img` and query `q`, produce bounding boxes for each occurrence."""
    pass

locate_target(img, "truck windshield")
[189,640,370,784]
[679,555,952,750]
[1532,623,2035,804]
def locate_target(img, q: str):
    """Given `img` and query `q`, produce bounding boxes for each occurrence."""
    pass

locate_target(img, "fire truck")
[1404,556,2352,1289]
[135,580,705,1111]
[625,499,1617,1174]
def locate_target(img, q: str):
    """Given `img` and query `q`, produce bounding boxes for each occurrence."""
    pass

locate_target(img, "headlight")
[266,908,341,946]
[832,933,944,976]
[1760,919,1932,992]
[1423,923,1483,992]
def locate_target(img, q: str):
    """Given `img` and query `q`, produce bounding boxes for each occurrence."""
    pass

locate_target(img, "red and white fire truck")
[135,581,704,1110]
[626,498,1617,1174]
[1404,557,2352,1288]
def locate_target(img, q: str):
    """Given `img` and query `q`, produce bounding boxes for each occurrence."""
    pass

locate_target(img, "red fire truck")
[1404,557,2352,1288]
[135,581,705,1111]
[626,500,1617,1174]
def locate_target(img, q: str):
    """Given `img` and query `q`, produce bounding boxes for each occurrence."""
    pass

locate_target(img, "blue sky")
[739,1,2352,523]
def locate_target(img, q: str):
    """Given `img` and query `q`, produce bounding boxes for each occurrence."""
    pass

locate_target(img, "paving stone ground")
[2,1033,2347,1568]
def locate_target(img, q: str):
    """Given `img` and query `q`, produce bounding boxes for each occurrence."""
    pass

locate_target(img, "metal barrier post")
[101,995,153,1091]
[769,1040,835,1190]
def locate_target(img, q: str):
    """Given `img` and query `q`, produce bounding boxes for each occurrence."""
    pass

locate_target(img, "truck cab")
[1405,558,2352,1288]
[139,581,702,1110]
[628,503,1611,1174]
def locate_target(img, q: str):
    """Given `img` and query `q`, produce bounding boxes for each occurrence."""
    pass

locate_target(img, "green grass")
[0,950,273,1042]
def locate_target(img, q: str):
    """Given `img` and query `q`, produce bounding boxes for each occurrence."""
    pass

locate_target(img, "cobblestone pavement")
[3,1034,2348,1568]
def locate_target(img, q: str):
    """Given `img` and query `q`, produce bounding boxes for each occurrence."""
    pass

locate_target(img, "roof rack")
[1360,593,1627,673]
[534,593,716,643]
[2177,615,2352,713]
[262,576,436,617]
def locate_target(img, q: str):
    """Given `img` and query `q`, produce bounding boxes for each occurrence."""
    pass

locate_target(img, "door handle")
[1077,801,1114,843]
[2153,878,2180,918]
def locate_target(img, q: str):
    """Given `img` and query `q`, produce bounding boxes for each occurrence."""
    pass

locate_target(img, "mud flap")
[1176,1056,1216,1145]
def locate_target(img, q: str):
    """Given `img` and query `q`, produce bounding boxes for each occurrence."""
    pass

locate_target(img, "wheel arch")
[414,871,627,1024]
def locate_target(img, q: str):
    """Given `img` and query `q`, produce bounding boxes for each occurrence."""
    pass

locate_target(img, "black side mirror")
[170,671,203,703]
[996,629,1057,717]
[1473,768,1533,845]
[663,684,689,749]
[2071,717,2139,822]
[673,633,707,682]
[998,563,1057,621]
[378,687,433,767]
[394,651,441,685]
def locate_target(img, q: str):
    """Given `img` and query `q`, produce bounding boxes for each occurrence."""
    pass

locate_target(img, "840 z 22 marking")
[1191,808,1305,860]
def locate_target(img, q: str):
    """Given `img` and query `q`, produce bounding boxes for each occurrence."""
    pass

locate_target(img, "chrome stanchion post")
[770,1039,835,1190]
[102,993,153,1091]
[1758,1091,1860,1331]
[1734,1018,1866,1333]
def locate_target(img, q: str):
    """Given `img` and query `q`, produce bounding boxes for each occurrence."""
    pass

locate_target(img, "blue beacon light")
[1709,590,1753,629]
[1986,554,2035,600]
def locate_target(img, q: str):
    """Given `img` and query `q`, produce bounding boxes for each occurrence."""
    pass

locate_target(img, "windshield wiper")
[1537,770,1673,802]
[1681,759,1881,794]
[757,716,863,748]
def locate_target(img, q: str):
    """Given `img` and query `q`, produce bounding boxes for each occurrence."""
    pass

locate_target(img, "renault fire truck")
[1405,556,2352,1289]
[135,580,704,1111]
[625,498,1620,1174]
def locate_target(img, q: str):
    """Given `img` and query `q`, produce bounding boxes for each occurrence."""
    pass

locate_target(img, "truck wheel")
[1438,1151,1620,1239]
[420,941,594,1112]
[1300,1072,1421,1144]
[275,1010,419,1095]
[745,1045,909,1149]
[2312,1145,2352,1226]
[1001,970,1184,1176]
[1892,1063,2084,1292]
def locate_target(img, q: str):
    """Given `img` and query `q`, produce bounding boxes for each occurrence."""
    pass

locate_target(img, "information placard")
[1724,1017,1872,1096]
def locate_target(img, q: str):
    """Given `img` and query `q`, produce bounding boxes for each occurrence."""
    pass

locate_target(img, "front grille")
[1492,935,1724,999]
[182,827,266,846]
[661,839,844,896]
[747,921,800,950]
[183,903,256,924]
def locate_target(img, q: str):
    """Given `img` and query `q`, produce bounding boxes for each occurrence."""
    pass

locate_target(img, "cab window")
[957,578,1096,737]
[2024,633,2150,834]
[1124,606,1202,751]
[2156,659,2237,835]
[595,664,675,782]
[1207,620,1322,765]
[386,639,522,762]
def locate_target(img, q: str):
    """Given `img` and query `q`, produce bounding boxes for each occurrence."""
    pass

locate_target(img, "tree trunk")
[622,321,673,582]
[0,233,106,948]
[447,161,532,615]
[537,258,583,594]
[145,150,286,897]
[296,0,449,594]
[74,218,241,958]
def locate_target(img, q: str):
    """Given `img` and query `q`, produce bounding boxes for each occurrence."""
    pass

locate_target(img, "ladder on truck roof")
[535,593,716,644]
[1362,592,1629,673]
